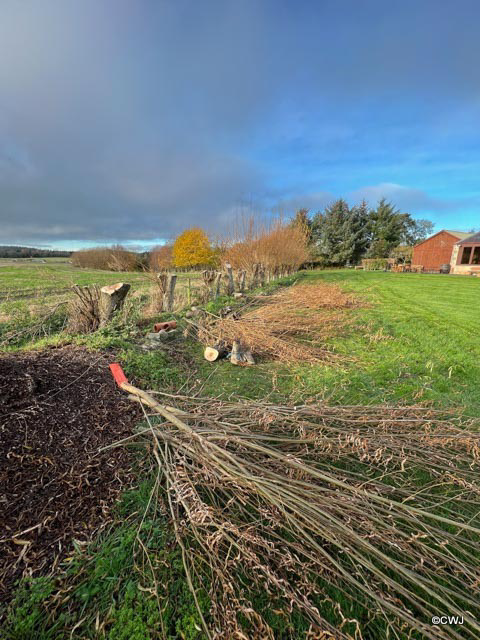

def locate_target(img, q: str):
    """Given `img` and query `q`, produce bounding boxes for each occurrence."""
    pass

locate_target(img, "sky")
[1,0,480,250]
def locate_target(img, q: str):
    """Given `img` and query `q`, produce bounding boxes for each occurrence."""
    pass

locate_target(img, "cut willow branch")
[116,382,480,640]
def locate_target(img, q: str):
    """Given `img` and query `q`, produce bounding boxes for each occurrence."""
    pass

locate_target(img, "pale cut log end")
[100,282,130,295]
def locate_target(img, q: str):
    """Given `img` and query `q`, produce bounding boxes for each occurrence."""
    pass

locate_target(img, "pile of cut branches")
[121,389,480,639]
[201,283,363,363]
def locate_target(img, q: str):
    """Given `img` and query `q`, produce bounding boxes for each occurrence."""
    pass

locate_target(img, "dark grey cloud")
[1,0,480,246]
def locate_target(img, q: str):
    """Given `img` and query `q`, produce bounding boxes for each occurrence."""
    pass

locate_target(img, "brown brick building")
[451,231,480,274]
[412,230,472,270]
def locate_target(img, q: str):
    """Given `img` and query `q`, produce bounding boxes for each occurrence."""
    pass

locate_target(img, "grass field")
[2,268,479,638]
[0,261,203,324]
[2,265,478,410]
[0,261,147,291]
[190,270,480,416]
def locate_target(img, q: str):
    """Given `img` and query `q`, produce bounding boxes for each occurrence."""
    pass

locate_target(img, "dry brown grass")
[205,283,362,363]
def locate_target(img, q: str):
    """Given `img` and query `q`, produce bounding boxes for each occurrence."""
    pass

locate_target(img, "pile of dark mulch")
[0,346,142,605]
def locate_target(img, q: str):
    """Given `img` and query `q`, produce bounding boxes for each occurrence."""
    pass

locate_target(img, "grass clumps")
[1,481,209,640]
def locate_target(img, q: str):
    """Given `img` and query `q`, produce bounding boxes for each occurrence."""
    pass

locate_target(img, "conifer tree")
[366,199,410,258]
[312,199,369,265]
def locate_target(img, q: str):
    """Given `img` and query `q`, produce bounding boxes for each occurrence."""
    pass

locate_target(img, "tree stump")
[204,340,228,362]
[99,282,130,327]
[231,340,255,365]
[202,270,216,286]
[68,285,101,333]
[237,269,246,293]
[225,262,234,296]
[251,263,260,288]
[258,265,266,287]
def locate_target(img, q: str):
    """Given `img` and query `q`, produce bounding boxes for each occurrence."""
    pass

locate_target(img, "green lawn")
[0,263,147,291]
[194,270,480,416]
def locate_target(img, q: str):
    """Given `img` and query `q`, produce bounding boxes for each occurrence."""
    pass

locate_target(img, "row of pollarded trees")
[71,219,310,278]
[71,197,429,274]
[150,220,310,277]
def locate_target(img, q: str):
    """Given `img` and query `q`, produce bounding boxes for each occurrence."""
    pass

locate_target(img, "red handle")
[109,363,128,387]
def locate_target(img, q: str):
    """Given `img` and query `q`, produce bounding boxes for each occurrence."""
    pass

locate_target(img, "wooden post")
[238,269,246,293]
[99,282,130,328]
[187,277,192,306]
[225,262,234,296]
[214,271,222,298]
[162,274,177,312]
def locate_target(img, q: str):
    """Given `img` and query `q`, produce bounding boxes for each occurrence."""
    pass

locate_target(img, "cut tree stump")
[204,340,228,362]
[225,262,235,296]
[68,285,101,333]
[231,340,255,365]
[99,282,130,328]
[238,269,246,292]
[258,265,266,287]
[251,263,260,288]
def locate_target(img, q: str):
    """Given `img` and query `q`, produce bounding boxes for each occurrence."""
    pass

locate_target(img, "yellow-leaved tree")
[173,228,214,268]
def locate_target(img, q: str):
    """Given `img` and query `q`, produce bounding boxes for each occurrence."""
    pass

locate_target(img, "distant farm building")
[412,230,480,274]
[452,231,480,274]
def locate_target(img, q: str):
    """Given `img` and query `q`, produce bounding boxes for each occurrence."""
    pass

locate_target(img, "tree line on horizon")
[0,245,72,258]
[71,198,435,272]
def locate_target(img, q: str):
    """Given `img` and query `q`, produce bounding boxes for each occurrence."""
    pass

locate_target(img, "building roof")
[445,230,474,240]
[413,229,473,248]
[456,231,480,245]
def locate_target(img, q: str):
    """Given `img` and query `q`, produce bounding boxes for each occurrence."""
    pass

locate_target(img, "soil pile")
[0,346,141,604]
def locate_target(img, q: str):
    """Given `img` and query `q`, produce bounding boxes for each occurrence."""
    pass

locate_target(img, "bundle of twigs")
[67,284,101,333]
[116,388,480,639]
[202,283,362,363]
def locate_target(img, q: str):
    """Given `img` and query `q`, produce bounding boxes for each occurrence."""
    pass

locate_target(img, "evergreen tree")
[310,196,434,264]
[312,199,363,266]
[366,199,408,258]
[349,200,370,263]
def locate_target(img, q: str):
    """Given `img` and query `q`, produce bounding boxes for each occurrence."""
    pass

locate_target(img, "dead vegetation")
[201,283,362,364]
[224,216,311,277]
[71,245,141,271]
[0,347,141,605]
[114,386,480,639]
